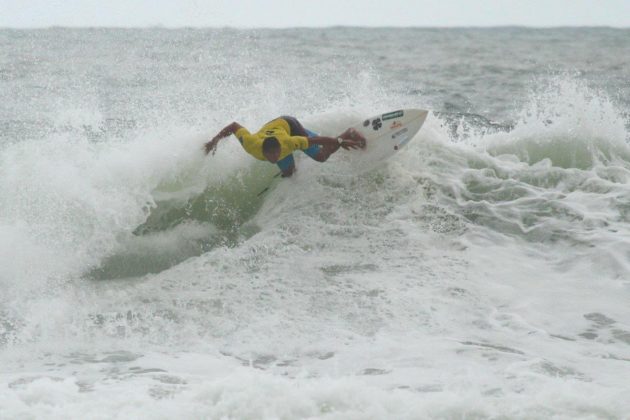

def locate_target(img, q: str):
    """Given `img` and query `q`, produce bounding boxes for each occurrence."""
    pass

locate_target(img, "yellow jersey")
[234,118,309,161]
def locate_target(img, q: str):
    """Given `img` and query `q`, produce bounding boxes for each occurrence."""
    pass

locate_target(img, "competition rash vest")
[234,118,310,161]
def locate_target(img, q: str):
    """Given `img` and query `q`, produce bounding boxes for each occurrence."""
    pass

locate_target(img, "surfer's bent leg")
[303,143,340,162]
[280,116,341,163]
[280,116,309,137]
[276,153,296,177]
[299,127,327,162]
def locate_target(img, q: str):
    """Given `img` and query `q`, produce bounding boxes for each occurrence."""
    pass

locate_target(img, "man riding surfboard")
[204,116,365,177]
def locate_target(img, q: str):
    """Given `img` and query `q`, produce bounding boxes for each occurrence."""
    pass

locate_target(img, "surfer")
[204,116,365,177]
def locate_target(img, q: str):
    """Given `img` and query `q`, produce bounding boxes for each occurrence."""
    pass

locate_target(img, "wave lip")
[480,77,629,169]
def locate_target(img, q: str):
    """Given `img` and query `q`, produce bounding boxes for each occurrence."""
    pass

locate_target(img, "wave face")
[1,27,630,418]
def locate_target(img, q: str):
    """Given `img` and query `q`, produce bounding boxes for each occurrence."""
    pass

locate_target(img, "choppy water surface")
[1,27,630,419]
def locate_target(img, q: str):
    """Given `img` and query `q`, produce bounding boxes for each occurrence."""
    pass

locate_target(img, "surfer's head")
[262,137,281,163]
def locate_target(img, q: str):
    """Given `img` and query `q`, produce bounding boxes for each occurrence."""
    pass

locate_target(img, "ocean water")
[1,27,630,419]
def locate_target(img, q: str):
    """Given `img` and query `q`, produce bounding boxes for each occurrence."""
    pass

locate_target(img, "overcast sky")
[2,0,629,28]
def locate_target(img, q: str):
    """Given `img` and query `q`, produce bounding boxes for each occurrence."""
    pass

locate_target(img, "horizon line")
[1,24,629,30]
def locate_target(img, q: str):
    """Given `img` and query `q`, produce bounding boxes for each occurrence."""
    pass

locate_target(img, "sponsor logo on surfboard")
[391,127,408,139]
[372,118,382,131]
[382,110,404,121]
[390,121,403,130]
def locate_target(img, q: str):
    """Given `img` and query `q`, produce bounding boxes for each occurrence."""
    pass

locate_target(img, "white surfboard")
[343,109,429,172]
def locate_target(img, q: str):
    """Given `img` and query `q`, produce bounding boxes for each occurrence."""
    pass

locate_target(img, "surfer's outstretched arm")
[204,122,244,155]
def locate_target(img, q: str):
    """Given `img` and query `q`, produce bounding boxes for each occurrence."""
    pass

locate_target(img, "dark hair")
[262,137,280,154]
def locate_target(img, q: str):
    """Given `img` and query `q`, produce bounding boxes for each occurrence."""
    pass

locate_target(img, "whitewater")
[1,27,630,419]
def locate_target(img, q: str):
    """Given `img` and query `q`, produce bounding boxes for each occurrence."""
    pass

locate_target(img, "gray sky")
[2,0,630,28]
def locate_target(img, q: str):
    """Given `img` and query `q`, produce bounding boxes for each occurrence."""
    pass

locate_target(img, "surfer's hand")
[204,138,219,155]
[338,128,366,150]
[204,122,243,155]
[340,139,364,150]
